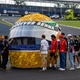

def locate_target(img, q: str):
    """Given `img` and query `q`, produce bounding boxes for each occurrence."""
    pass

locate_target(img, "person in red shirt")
[49,35,58,69]
[58,34,67,71]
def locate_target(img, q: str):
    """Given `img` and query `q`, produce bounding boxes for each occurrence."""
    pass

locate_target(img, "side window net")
[10,37,41,46]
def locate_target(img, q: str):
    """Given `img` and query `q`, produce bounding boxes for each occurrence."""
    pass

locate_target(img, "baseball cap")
[67,34,72,37]
[73,35,77,38]
[1,35,4,39]
[59,34,64,39]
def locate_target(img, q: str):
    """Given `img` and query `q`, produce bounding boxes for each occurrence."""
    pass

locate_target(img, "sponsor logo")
[11,21,61,31]
[12,21,55,30]
[25,11,28,14]
[25,11,39,14]
[3,10,7,13]
[3,10,19,14]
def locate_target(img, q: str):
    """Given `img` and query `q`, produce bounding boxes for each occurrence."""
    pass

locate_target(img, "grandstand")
[0,0,80,17]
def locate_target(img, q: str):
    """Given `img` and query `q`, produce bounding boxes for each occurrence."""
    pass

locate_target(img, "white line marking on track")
[59,24,80,29]
[2,18,13,25]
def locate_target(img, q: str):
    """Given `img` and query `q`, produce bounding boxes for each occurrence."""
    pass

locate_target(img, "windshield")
[65,12,70,16]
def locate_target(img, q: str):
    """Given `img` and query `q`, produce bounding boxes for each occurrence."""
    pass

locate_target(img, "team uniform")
[50,39,58,57]
[49,39,58,68]
[59,39,67,70]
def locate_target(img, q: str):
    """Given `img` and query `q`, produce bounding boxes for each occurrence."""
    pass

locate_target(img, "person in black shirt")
[76,35,80,69]
[1,36,9,70]
[1,36,13,70]
[73,35,80,68]
[0,36,4,68]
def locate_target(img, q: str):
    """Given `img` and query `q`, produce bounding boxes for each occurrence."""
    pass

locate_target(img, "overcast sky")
[0,0,14,4]
[0,0,56,7]
[0,0,80,4]
[58,0,80,1]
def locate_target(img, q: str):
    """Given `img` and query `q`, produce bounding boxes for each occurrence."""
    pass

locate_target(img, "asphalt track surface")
[1,17,80,36]
[0,68,80,80]
[0,23,10,36]
[0,17,80,80]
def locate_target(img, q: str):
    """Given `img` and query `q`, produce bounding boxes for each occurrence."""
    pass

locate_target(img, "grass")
[55,21,80,28]
[0,20,13,27]
[0,19,80,29]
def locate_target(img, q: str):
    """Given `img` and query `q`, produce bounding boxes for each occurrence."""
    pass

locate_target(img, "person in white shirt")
[39,35,49,71]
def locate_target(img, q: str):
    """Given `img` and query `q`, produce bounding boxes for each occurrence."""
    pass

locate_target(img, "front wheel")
[69,17,72,20]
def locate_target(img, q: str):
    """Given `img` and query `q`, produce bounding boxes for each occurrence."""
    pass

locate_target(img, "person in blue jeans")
[58,35,67,71]
[61,33,68,68]
[67,34,75,70]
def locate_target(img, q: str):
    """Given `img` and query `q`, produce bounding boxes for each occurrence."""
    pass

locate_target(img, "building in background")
[0,0,80,17]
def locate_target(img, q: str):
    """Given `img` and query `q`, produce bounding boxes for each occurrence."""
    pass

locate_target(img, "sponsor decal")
[25,11,28,14]
[11,21,61,31]
[25,11,39,14]
[3,9,19,14]
[0,13,9,16]
[12,14,21,17]
[11,21,57,30]
[3,10,7,13]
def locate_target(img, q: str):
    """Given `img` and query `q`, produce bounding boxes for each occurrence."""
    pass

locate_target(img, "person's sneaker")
[76,65,80,69]
[49,63,52,68]
[69,67,75,70]
[58,68,65,71]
